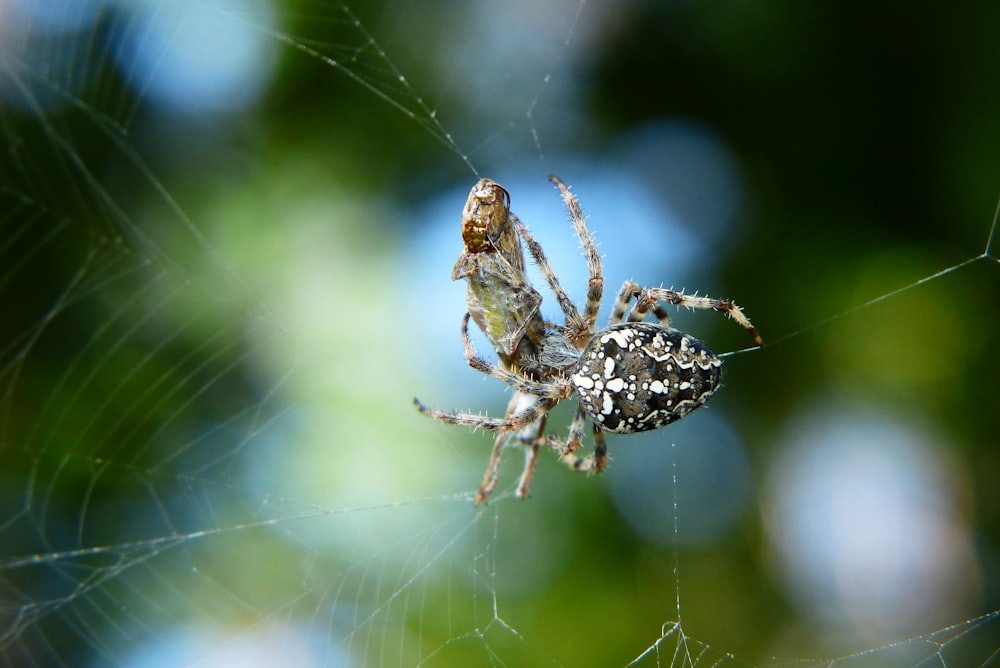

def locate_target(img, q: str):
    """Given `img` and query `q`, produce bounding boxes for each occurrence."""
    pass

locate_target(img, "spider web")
[1,0,998,666]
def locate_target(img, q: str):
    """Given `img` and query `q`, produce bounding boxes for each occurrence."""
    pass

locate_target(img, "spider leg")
[538,402,586,459]
[509,176,604,343]
[641,288,764,346]
[629,298,672,326]
[460,313,572,398]
[609,281,641,325]
[639,302,673,327]
[423,315,567,503]
[514,439,542,500]
[592,427,608,471]
[478,392,548,503]
[609,280,675,327]
[478,431,512,503]
[525,403,610,474]
[413,395,559,432]
[557,424,608,473]
[513,412,547,500]
[610,282,761,344]
[548,175,604,334]
[510,211,585,335]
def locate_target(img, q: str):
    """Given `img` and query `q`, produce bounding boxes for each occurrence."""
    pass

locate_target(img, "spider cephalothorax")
[415,176,762,503]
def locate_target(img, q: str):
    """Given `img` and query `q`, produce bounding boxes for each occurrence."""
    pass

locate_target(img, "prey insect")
[415,177,763,503]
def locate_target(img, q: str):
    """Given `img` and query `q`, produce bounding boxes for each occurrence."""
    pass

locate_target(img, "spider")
[415,176,762,503]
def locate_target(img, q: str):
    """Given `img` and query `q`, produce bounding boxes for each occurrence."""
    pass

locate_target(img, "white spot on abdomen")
[602,330,633,348]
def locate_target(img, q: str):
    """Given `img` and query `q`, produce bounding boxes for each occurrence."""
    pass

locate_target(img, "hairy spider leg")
[509,211,582,334]
[609,281,673,326]
[461,307,617,495]
[609,281,641,325]
[555,405,608,473]
[548,175,604,334]
[640,287,764,347]
[645,302,673,326]
[585,427,609,472]
[477,394,547,503]
[460,310,553,503]
[414,313,574,501]
[512,407,547,501]
[514,433,542,501]
[413,395,560,432]
[531,402,585,463]
[509,176,604,344]
[609,280,762,346]
[459,314,572,398]
[513,402,610,476]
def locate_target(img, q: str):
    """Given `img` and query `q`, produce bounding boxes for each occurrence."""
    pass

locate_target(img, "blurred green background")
[0,0,997,665]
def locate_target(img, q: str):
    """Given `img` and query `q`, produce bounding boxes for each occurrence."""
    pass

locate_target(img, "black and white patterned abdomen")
[571,322,723,433]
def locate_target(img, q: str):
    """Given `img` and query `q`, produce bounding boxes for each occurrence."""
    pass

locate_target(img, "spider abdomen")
[571,322,723,433]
